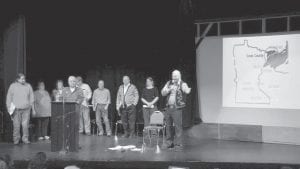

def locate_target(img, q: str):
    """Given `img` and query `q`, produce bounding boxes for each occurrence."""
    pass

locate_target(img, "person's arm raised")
[182,82,191,94]
[161,81,171,96]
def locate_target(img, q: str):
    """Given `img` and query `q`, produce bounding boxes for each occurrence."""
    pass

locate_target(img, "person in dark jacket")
[161,70,191,151]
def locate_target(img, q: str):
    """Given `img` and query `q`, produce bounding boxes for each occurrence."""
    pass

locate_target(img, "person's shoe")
[13,141,19,145]
[86,133,91,136]
[107,133,112,137]
[23,140,31,144]
[98,132,103,136]
[44,136,50,140]
[38,137,44,141]
[161,143,174,150]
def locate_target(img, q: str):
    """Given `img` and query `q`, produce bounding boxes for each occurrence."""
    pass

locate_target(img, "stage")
[1,134,300,169]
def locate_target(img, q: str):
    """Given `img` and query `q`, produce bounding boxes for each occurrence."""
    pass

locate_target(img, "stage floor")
[1,134,300,165]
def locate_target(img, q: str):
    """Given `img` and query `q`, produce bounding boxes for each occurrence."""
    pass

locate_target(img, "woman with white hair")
[61,76,84,103]
[161,70,191,151]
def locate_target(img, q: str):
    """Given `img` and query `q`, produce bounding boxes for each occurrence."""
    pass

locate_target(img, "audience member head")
[280,166,293,169]
[76,76,83,86]
[98,80,104,89]
[68,76,77,88]
[64,165,80,169]
[171,70,181,83]
[16,73,26,85]
[27,152,47,169]
[56,80,64,90]
[37,81,45,91]
[2,154,13,168]
[0,158,8,169]
[123,76,130,85]
[0,159,8,169]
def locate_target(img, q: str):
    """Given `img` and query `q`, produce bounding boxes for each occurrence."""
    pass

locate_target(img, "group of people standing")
[6,70,191,151]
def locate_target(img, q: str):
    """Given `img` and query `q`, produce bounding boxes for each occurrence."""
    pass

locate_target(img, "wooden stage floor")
[1,134,300,168]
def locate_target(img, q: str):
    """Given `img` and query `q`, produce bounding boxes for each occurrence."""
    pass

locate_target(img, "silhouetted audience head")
[64,165,80,169]
[0,159,8,169]
[0,154,13,169]
[27,152,47,169]
[280,166,293,169]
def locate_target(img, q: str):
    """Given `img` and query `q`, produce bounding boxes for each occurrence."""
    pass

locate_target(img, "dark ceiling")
[192,0,300,20]
[1,0,300,84]
[2,1,300,23]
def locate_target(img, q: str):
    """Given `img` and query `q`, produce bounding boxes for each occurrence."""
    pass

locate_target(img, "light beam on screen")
[222,33,300,109]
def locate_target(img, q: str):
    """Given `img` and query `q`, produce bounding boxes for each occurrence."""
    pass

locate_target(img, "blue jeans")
[96,104,111,135]
[12,108,31,143]
[79,105,91,134]
[120,105,136,136]
[165,107,183,146]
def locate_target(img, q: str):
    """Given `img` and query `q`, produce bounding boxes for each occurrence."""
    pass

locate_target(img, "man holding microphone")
[161,70,191,151]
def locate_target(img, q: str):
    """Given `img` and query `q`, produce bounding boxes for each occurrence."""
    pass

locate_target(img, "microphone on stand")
[59,95,67,155]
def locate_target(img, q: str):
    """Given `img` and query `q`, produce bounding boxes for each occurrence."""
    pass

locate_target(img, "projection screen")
[223,34,300,109]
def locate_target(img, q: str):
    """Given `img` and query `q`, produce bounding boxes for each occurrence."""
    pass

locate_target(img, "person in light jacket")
[116,76,139,138]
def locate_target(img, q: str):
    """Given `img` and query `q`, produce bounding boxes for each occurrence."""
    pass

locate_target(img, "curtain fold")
[178,0,201,128]
[2,15,26,142]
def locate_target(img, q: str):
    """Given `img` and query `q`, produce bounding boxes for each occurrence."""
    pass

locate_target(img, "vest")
[166,80,186,108]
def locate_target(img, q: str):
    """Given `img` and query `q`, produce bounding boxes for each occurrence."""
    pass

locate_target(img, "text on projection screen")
[222,34,300,109]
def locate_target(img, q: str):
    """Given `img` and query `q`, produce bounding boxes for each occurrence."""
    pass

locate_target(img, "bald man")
[161,70,191,151]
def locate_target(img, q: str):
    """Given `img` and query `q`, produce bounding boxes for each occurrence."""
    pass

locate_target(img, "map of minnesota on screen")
[223,34,300,109]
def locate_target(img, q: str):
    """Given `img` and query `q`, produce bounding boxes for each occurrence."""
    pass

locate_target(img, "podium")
[51,102,79,152]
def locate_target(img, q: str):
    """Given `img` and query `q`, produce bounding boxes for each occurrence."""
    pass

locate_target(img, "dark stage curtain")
[0,15,26,142]
[82,0,201,128]
[0,25,4,141]
[178,0,201,127]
